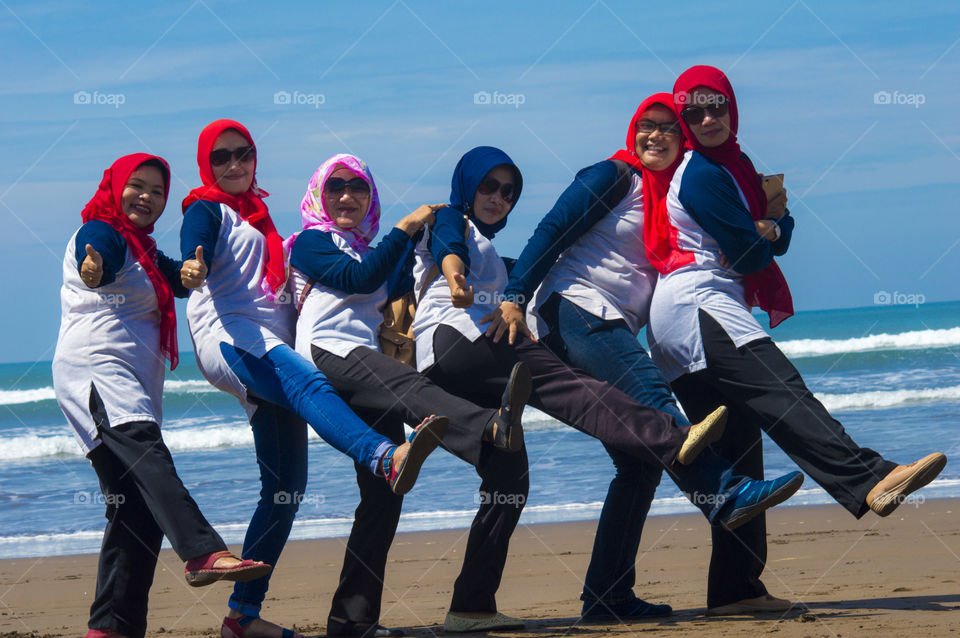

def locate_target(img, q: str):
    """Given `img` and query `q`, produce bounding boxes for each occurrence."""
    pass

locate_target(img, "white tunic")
[187,203,296,417]
[292,234,386,360]
[53,229,166,454]
[647,151,767,382]
[526,172,657,339]
[412,220,506,371]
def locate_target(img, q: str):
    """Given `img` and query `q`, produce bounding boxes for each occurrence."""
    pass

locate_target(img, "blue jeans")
[220,343,393,616]
[229,400,308,617]
[221,343,393,473]
[538,294,742,604]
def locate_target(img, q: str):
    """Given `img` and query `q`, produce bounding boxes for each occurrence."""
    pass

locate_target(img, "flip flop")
[184,550,272,587]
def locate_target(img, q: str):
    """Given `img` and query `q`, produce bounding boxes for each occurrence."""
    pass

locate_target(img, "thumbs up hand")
[80,244,103,288]
[181,246,208,289]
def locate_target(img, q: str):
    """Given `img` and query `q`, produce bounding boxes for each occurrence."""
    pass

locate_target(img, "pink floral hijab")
[285,153,381,256]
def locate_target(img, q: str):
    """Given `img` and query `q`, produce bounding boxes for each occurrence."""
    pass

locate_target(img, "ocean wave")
[0,379,218,407]
[4,479,959,559]
[6,382,960,462]
[818,385,960,412]
[777,327,960,358]
[0,387,56,406]
[0,424,256,461]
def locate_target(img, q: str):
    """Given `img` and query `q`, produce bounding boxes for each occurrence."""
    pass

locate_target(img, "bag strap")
[607,159,634,210]
[296,278,314,316]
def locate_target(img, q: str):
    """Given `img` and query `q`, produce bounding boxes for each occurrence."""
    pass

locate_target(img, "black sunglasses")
[680,100,730,126]
[476,176,516,202]
[209,145,256,167]
[637,119,682,136]
[324,177,371,194]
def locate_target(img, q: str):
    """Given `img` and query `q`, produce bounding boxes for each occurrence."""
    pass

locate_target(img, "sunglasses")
[476,176,516,202]
[680,100,730,126]
[637,119,682,136]
[209,145,256,167]
[324,177,371,195]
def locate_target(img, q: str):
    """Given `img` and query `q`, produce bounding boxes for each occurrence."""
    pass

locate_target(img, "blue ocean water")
[1,301,958,559]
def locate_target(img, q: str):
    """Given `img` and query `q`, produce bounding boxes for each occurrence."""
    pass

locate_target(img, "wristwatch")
[770,219,782,241]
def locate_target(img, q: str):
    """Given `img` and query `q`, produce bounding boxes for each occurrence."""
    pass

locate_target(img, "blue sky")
[1,0,959,363]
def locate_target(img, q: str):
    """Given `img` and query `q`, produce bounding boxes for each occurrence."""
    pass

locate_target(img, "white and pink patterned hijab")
[285,153,381,256]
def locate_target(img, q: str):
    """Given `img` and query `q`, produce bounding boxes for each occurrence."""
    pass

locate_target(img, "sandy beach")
[2,498,957,637]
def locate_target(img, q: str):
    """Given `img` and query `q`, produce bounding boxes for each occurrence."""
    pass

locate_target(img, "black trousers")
[671,310,897,608]
[428,325,700,610]
[86,410,226,638]
[313,344,522,620]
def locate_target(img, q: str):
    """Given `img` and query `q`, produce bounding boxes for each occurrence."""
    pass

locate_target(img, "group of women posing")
[54,64,947,638]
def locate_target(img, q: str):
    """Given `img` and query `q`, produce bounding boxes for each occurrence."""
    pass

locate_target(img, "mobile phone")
[761,173,784,199]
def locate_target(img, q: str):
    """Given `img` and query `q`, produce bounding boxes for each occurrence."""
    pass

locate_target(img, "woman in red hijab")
[646,65,947,614]
[482,94,803,623]
[179,120,447,638]
[53,153,272,638]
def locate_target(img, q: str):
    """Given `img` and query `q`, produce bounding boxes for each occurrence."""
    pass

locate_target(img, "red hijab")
[673,65,793,328]
[181,119,287,298]
[609,92,694,274]
[81,153,179,370]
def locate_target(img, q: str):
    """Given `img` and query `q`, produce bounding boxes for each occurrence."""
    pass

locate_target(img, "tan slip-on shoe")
[676,405,728,465]
[443,611,525,633]
[707,594,802,616]
[866,452,947,516]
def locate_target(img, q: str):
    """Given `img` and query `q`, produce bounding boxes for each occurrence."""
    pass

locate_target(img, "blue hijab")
[449,146,523,239]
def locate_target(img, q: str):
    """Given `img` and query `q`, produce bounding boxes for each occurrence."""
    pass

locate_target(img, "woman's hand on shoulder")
[80,244,103,288]
[181,246,208,289]
[481,300,536,345]
[396,204,447,236]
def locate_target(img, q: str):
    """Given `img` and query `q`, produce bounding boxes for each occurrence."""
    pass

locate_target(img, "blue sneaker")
[716,471,804,531]
[580,596,673,622]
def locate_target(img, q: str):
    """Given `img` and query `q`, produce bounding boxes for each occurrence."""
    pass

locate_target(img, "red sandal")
[184,550,272,587]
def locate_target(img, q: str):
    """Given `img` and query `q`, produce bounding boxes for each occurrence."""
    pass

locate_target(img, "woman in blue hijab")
[409,146,805,633]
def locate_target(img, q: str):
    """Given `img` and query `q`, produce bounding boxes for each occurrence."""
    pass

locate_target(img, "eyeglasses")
[637,119,682,136]
[680,100,730,126]
[324,177,371,195]
[476,176,516,202]
[209,145,256,167]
